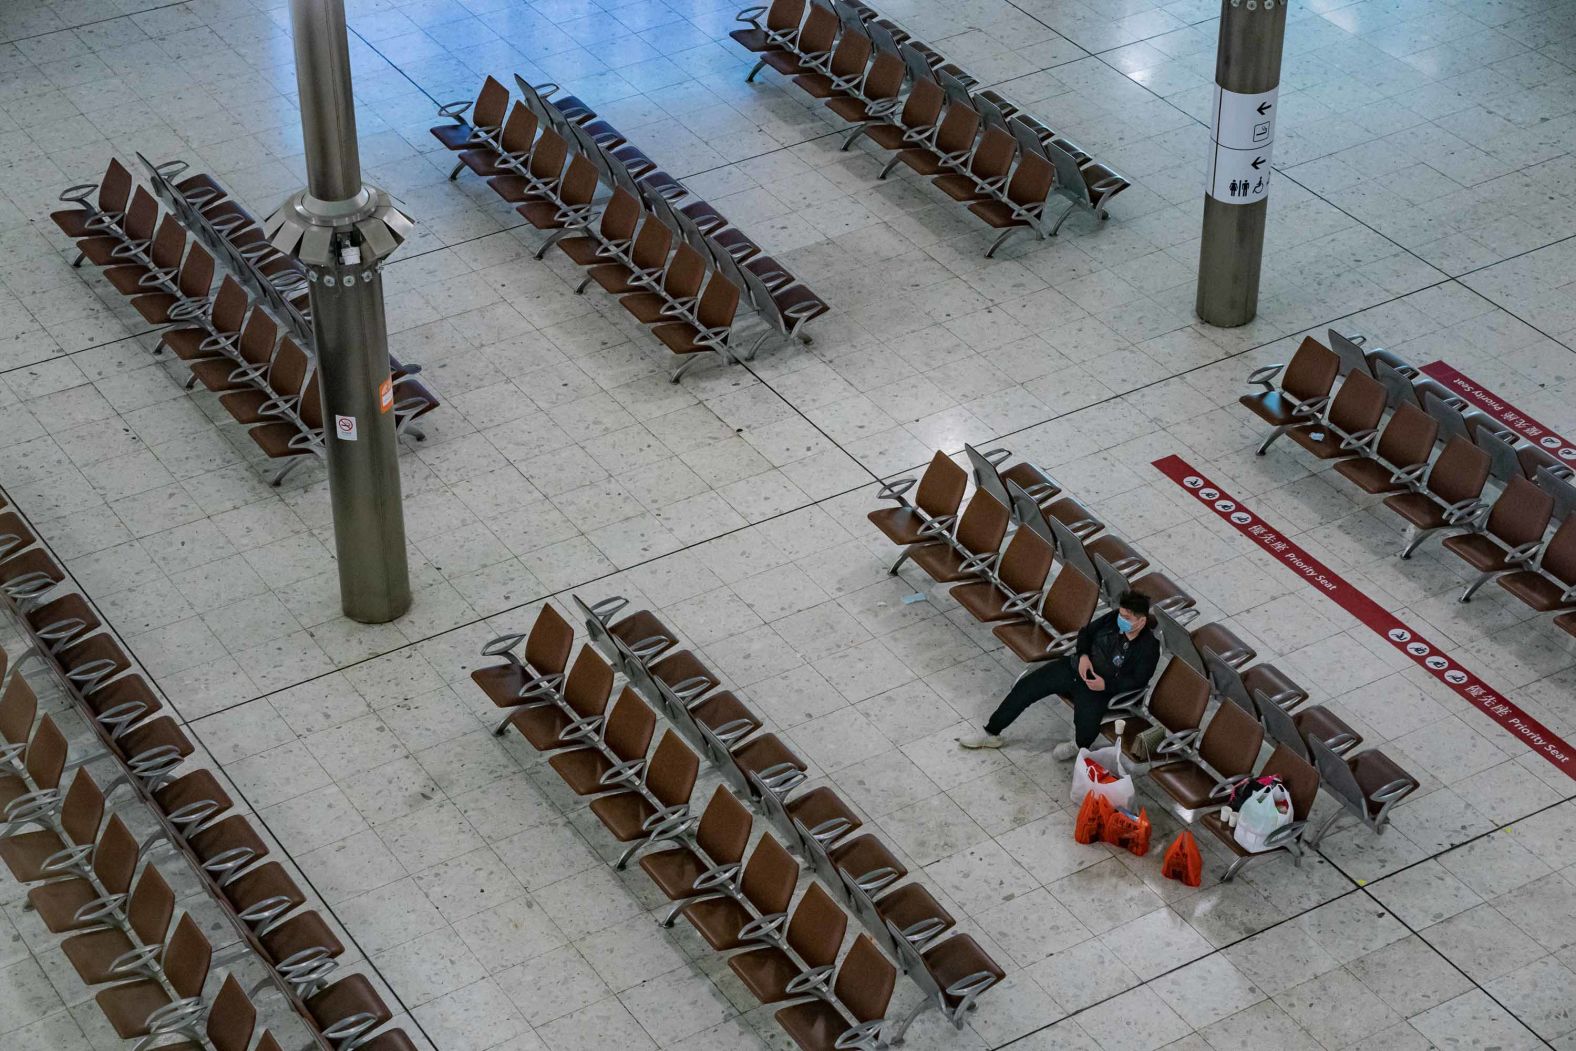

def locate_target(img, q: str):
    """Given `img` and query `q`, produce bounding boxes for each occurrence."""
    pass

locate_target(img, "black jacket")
[1074,611,1160,696]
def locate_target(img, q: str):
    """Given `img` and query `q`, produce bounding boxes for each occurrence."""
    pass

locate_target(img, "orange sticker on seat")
[379,378,393,413]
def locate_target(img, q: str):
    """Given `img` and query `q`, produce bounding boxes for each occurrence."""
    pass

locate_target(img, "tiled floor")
[3,0,1576,1048]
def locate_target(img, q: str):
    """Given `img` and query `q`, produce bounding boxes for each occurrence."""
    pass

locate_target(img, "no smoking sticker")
[335,415,358,441]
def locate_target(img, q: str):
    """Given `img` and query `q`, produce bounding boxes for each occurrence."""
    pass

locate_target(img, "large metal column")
[265,0,414,623]
[1195,0,1289,327]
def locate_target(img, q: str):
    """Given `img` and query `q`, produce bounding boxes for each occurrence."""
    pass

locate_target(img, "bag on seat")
[1234,782,1293,852]
[1070,746,1134,809]
[1161,830,1202,887]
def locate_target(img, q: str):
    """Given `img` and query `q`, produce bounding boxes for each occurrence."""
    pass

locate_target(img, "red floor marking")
[1419,361,1576,465]
[1152,454,1576,780]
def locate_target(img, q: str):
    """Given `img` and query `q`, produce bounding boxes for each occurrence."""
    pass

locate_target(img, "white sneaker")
[1052,742,1079,761]
[959,733,1004,750]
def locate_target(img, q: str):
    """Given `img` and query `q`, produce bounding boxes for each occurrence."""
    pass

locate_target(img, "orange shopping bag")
[1161,829,1202,887]
[1101,806,1151,857]
[1074,792,1109,844]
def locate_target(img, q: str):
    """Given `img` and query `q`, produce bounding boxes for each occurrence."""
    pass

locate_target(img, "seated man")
[960,592,1158,759]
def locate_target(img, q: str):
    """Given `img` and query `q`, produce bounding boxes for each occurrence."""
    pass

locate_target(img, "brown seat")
[729,732,808,793]
[1442,476,1555,601]
[585,211,671,295]
[830,833,907,895]
[507,648,615,750]
[188,814,270,885]
[787,786,861,846]
[473,603,577,714]
[648,648,720,705]
[689,690,762,747]
[260,910,345,971]
[868,451,968,547]
[518,155,597,240]
[875,882,955,946]
[112,715,195,772]
[1190,621,1256,668]
[621,243,708,324]
[430,75,508,151]
[1383,436,1492,557]
[161,277,250,361]
[247,371,323,469]
[1149,699,1263,811]
[1334,403,1439,494]
[487,127,568,203]
[681,834,798,951]
[775,935,896,1051]
[0,713,66,812]
[1241,662,1308,711]
[934,128,1016,202]
[0,658,38,757]
[731,0,806,54]
[132,243,216,326]
[904,492,1010,583]
[651,275,743,378]
[641,786,753,903]
[61,865,174,985]
[558,187,640,267]
[154,768,233,833]
[1198,743,1320,879]
[1105,659,1209,759]
[52,158,133,241]
[591,732,700,867]
[793,29,872,98]
[951,526,1054,623]
[993,566,1100,662]
[304,973,392,1041]
[23,591,101,649]
[151,974,258,1051]
[219,338,312,426]
[54,631,133,697]
[76,186,157,266]
[1497,516,1576,613]
[600,603,677,663]
[1242,337,1340,454]
[1287,370,1388,460]
[970,152,1057,257]
[867,78,944,151]
[883,100,980,180]
[0,768,103,883]
[547,687,656,793]
[189,310,278,393]
[103,214,186,295]
[29,814,139,933]
[758,2,837,77]
[95,914,211,1038]
[730,883,848,1004]
[826,51,905,138]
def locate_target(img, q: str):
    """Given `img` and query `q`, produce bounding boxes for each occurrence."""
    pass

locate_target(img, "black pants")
[984,657,1109,748]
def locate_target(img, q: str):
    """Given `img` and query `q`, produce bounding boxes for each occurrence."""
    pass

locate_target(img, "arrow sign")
[1251,156,1266,169]
[1256,101,1272,115]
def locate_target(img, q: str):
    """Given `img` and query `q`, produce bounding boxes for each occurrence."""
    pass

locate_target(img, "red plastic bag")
[1074,792,1109,844]
[1102,806,1151,857]
[1082,756,1119,784]
[1161,830,1202,887]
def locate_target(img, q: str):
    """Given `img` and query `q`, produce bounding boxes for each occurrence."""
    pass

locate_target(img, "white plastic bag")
[1234,782,1293,852]
[1070,746,1135,810]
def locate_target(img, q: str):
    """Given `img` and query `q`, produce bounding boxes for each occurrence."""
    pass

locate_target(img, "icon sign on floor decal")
[1153,454,1576,779]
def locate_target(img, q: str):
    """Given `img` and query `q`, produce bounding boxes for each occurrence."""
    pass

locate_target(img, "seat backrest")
[1307,736,1363,813]
[741,834,799,914]
[786,883,847,970]
[0,672,38,747]
[1154,608,1204,675]
[128,864,176,948]
[1198,697,1264,779]
[1008,115,1050,161]
[564,648,615,721]
[1252,688,1309,760]
[695,785,753,865]
[971,127,1016,179]
[1420,389,1469,444]
[1044,140,1088,202]
[1326,330,1370,376]
[163,914,213,1001]
[267,337,310,398]
[210,276,249,333]
[99,158,134,214]
[645,731,699,808]
[1372,358,1417,409]
[1327,370,1386,436]
[1052,518,1099,580]
[1006,151,1055,209]
[863,50,905,100]
[963,444,1008,505]
[525,603,575,676]
[1283,337,1339,403]
[914,451,967,519]
[830,29,873,77]
[1149,660,1210,733]
[768,0,808,33]
[1537,467,1576,522]
[1475,429,1523,484]
[529,129,569,182]
[955,492,1010,557]
[696,274,741,331]
[664,244,708,301]
[125,187,158,240]
[296,372,323,431]
[997,527,1054,595]
[206,975,258,1051]
[900,76,945,129]
[974,92,1011,132]
[629,213,673,272]
[799,1,839,51]
[1488,475,1555,548]
[150,214,187,270]
[1517,443,1566,484]
[499,103,539,157]
[95,815,140,895]
[835,934,898,1025]
[933,100,981,154]
[60,768,106,848]
[1430,436,1491,505]
[604,687,657,764]
[237,309,279,369]
[558,155,599,208]
[177,243,215,299]
[601,187,641,243]
[25,715,67,792]
[1042,566,1099,633]
[1260,743,1319,821]
[473,75,509,129]
[1375,402,1439,469]
[1540,516,1576,585]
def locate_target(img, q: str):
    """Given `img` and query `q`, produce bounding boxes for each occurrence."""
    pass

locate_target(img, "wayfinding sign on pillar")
[1195,0,1289,329]
[1206,85,1276,205]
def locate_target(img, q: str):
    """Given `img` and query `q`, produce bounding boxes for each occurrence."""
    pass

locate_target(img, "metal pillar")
[1195,0,1289,327]
[265,0,414,623]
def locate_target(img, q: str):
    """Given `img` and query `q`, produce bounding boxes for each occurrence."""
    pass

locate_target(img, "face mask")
[1117,615,1134,633]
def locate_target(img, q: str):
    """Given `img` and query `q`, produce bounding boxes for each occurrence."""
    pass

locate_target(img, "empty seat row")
[50,159,439,485]
[0,517,412,1050]
[431,75,828,380]
[1244,333,1576,637]
[732,0,1129,255]
[471,600,1003,1046]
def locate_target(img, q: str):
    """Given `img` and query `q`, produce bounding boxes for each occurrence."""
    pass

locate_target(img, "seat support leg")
[888,550,911,575]
[888,997,932,1046]
[493,713,513,737]
[448,160,465,181]
[984,226,1022,259]
[269,458,303,488]
[660,901,686,928]
[840,125,869,151]
[745,60,767,83]
[1048,199,1080,236]
[1459,570,1495,603]
[72,252,85,268]
[877,154,903,180]
[1398,527,1433,560]
[1255,425,1288,456]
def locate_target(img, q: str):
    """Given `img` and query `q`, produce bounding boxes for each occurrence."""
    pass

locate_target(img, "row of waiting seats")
[867,447,1420,879]
[1244,331,1576,639]
[49,158,439,485]
[432,75,828,381]
[470,598,1002,1048]
[0,492,416,1051]
[731,0,1129,255]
